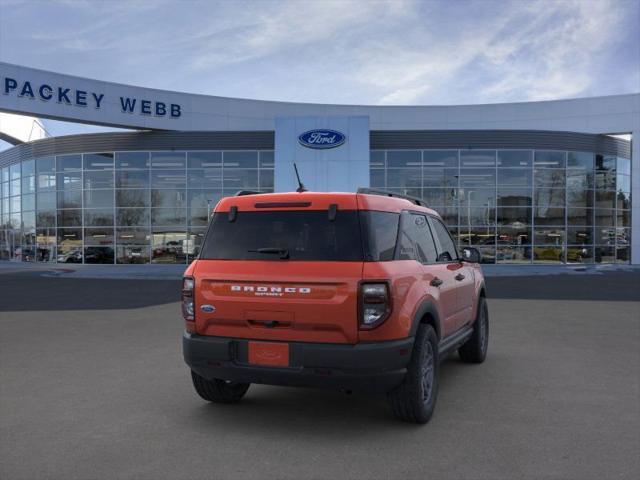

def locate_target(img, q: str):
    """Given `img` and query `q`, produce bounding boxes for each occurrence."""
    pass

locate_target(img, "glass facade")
[0,147,632,265]
[0,150,274,264]
[370,149,632,264]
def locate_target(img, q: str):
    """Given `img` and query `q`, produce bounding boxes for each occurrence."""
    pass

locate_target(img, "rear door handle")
[455,273,465,281]
[430,277,443,287]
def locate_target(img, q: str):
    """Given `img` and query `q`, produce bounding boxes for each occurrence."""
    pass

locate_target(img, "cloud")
[0,0,637,107]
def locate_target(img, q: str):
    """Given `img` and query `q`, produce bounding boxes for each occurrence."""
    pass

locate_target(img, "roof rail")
[357,187,428,208]
[235,190,263,196]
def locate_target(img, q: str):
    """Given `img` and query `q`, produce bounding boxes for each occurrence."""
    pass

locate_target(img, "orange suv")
[182,188,488,423]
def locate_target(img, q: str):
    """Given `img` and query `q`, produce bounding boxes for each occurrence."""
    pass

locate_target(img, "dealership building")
[0,62,638,265]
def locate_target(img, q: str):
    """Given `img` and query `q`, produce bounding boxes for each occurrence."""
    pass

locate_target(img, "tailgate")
[194,260,363,344]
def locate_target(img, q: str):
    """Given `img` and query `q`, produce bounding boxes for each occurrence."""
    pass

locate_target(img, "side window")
[429,217,458,262]
[397,213,438,263]
[360,211,400,261]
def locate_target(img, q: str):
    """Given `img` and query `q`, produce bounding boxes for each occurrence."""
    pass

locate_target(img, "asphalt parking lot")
[1,271,639,480]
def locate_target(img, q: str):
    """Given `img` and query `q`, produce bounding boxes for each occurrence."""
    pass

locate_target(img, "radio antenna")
[293,163,307,193]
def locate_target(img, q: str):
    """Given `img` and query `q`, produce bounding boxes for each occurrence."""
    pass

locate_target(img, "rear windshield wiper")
[248,247,290,259]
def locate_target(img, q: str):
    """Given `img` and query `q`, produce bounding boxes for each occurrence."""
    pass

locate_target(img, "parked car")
[182,189,488,423]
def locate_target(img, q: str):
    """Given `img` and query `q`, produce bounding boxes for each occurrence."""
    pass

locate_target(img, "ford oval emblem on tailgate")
[201,304,215,313]
[298,129,346,149]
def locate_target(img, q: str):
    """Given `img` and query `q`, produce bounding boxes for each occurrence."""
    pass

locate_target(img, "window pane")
[188,207,210,227]
[223,151,258,169]
[151,208,186,226]
[534,227,565,245]
[151,170,186,188]
[85,228,114,245]
[497,207,531,225]
[84,190,114,209]
[458,188,495,207]
[370,151,385,168]
[187,169,222,188]
[37,191,57,211]
[37,173,56,191]
[150,152,186,169]
[497,169,531,186]
[496,246,532,263]
[10,179,21,196]
[360,211,400,261]
[57,190,82,209]
[151,189,186,208]
[595,246,615,263]
[532,246,564,263]
[534,151,566,168]
[422,188,457,207]
[594,209,615,227]
[21,159,35,176]
[116,170,149,188]
[497,188,532,206]
[84,208,114,226]
[117,189,150,208]
[187,190,223,209]
[534,169,565,187]
[596,155,616,172]
[568,208,593,226]
[57,154,82,171]
[460,151,495,167]
[616,157,630,176]
[259,151,274,168]
[36,157,55,173]
[57,240,83,263]
[566,246,593,264]
[457,227,496,247]
[116,152,149,169]
[567,227,593,245]
[566,188,593,208]
[497,226,531,245]
[594,226,615,244]
[423,168,458,187]
[57,171,82,190]
[22,176,36,194]
[387,169,421,188]
[458,169,495,187]
[57,209,82,227]
[595,191,616,209]
[398,214,437,263]
[84,170,114,189]
[566,169,593,189]
[259,170,274,190]
[117,208,150,226]
[386,151,421,168]
[497,150,532,168]
[116,227,150,245]
[423,150,457,168]
[116,246,150,264]
[430,217,458,261]
[22,193,35,211]
[36,210,55,228]
[567,151,593,169]
[616,210,631,228]
[83,153,114,170]
[615,246,630,264]
[534,188,565,208]
[616,174,630,194]
[187,151,222,169]
[222,169,258,188]
[84,247,114,264]
[534,206,565,226]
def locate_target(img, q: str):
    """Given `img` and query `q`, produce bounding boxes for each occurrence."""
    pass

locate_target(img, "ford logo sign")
[200,304,216,313]
[298,129,346,149]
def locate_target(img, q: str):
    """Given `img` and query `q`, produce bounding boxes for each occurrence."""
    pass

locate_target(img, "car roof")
[214,191,440,217]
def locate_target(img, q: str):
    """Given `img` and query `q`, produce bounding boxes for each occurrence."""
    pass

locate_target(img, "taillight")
[359,282,391,329]
[182,276,195,321]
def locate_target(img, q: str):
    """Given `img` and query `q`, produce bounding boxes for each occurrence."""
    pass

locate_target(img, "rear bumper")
[183,332,414,392]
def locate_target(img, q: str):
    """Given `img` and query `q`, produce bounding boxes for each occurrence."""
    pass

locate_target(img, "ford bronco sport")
[182,188,488,423]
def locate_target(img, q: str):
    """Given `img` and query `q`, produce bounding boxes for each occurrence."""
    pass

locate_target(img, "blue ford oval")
[298,129,346,149]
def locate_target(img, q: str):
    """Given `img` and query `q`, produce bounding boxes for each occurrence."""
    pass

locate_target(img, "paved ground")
[0,271,639,480]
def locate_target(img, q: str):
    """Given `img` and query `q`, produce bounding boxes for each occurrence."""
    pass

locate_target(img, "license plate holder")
[248,341,290,367]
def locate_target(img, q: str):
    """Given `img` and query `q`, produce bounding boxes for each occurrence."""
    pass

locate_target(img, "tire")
[190,370,250,404]
[387,324,439,424]
[458,296,489,363]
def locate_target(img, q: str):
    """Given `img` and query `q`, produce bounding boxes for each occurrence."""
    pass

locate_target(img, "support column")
[631,129,639,265]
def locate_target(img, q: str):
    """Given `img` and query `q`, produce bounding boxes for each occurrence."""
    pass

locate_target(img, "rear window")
[200,210,364,261]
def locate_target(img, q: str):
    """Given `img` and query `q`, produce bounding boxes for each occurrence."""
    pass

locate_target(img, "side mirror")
[462,247,482,263]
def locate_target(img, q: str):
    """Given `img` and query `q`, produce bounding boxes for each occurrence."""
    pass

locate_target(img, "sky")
[0,0,639,143]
